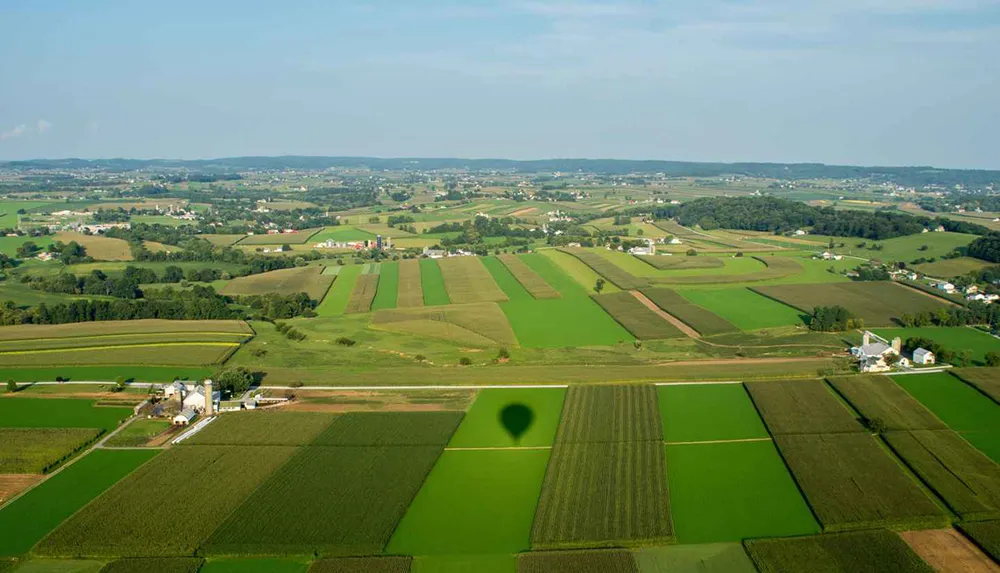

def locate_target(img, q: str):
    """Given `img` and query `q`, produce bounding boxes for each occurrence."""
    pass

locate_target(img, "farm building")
[913,348,935,365]
[182,385,221,412]
[851,331,909,373]
[173,408,197,426]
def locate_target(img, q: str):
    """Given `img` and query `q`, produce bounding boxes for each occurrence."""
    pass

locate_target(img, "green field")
[345,274,379,314]
[868,231,977,262]
[634,543,758,573]
[447,388,566,448]
[0,449,158,557]
[309,412,463,446]
[913,256,991,278]
[658,384,768,443]
[315,264,362,316]
[411,554,514,573]
[636,255,725,270]
[220,266,334,300]
[828,375,947,431]
[666,441,820,543]
[744,530,934,573]
[753,282,951,327]
[677,288,806,331]
[536,249,620,294]
[0,235,54,257]
[104,419,172,448]
[517,549,639,573]
[6,559,107,572]
[386,449,549,555]
[496,255,559,299]
[0,398,130,431]
[745,380,863,435]
[638,289,738,336]
[419,259,451,306]
[0,366,212,383]
[894,372,1000,463]
[396,259,424,308]
[952,368,1000,404]
[372,302,518,347]
[0,427,102,473]
[560,248,646,289]
[0,320,252,340]
[592,292,685,340]
[309,226,377,243]
[199,558,309,573]
[183,412,335,446]
[556,385,662,443]
[370,261,399,311]
[873,327,1000,365]
[97,558,203,573]
[437,257,507,304]
[0,342,238,367]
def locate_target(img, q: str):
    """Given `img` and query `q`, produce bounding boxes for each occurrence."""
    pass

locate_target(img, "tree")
[863,416,888,435]
[594,278,605,294]
[955,349,973,367]
[459,357,472,366]
[114,376,126,392]
[497,348,510,361]
[5,379,16,393]
[213,367,256,395]
[686,249,698,256]
[986,352,1000,367]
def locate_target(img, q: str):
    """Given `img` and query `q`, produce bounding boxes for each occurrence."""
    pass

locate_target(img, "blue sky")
[1,0,998,168]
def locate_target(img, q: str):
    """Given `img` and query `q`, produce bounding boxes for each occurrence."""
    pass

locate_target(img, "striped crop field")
[345,274,379,313]
[592,292,685,340]
[396,259,424,308]
[496,255,559,298]
[437,257,508,303]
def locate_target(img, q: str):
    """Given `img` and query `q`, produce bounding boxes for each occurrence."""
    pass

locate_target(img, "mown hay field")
[828,375,947,431]
[419,259,450,305]
[637,255,724,270]
[953,367,1000,404]
[639,288,738,336]
[773,433,947,531]
[236,229,321,245]
[592,292,685,340]
[54,232,132,261]
[37,446,297,557]
[387,449,550,555]
[315,265,362,316]
[202,445,443,557]
[752,281,951,326]
[370,261,399,311]
[556,385,662,444]
[220,266,334,300]
[344,274,379,314]
[0,427,102,473]
[658,384,768,443]
[677,287,806,331]
[884,429,1000,520]
[447,388,566,448]
[745,380,864,435]
[437,257,508,304]
[496,255,559,298]
[666,441,819,543]
[559,248,646,289]
[0,449,158,557]
[745,530,934,573]
[103,419,172,448]
[0,319,251,341]
[395,260,423,308]
[183,412,335,447]
[0,398,130,430]
[647,256,802,286]
[531,441,672,548]
[371,302,518,347]
[517,549,639,573]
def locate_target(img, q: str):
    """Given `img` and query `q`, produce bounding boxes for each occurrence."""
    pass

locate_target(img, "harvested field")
[774,433,947,531]
[54,232,131,261]
[236,229,321,245]
[370,261,399,311]
[0,319,251,341]
[648,256,802,285]
[183,412,335,446]
[745,380,863,435]
[437,257,508,303]
[559,248,646,289]
[952,368,1000,405]
[371,302,518,346]
[220,266,334,300]
[958,520,1000,564]
[310,411,462,447]
[0,474,41,504]
[658,384,768,443]
[531,440,672,548]
[419,259,450,305]
[37,446,296,557]
[828,375,947,431]
[884,429,1000,520]
[395,260,423,308]
[745,530,934,573]
[345,274,379,313]
[203,446,442,556]
[636,255,724,270]
[497,255,559,298]
[517,549,638,573]
[898,528,1000,573]
[0,427,103,473]
[556,385,662,443]
[639,288,738,336]
[309,557,411,573]
[634,543,758,573]
[752,281,950,326]
[99,559,203,573]
[592,292,684,339]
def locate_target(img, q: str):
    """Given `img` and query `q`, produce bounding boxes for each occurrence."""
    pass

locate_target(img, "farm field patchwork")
[633,543,758,573]
[952,368,1000,404]
[0,398,130,431]
[559,248,646,289]
[676,288,806,331]
[220,266,334,300]
[315,265,362,316]
[371,302,518,347]
[419,259,450,306]
[517,549,639,573]
[637,289,737,336]
[183,412,335,446]
[745,380,863,435]
[387,449,549,555]
[592,292,684,340]
[0,319,252,341]
[437,257,508,304]
[873,327,1000,366]
[744,530,935,573]
[447,388,566,448]
[496,255,559,298]
[556,385,662,444]
[752,281,952,327]
[345,274,380,314]
[0,428,103,473]
[309,411,463,447]
[648,256,802,286]
[666,441,820,543]
[37,446,296,557]
[53,232,132,261]
[828,375,947,431]
[0,449,158,557]
[773,433,947,531]
[482,256,533,302]
[395,260,424,308]
[658,384,768,443]
[536,249,620,294]
[370,261,399,311]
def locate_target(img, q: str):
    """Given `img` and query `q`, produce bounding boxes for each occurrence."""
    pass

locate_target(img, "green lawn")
[0,449,158,557]
[873,327,1000,366]
[385,449,549,555]
[0,235,54,257]
[370,261,399,311]
[315,264,362,316]
[893,372,1000,463]
[677,288,807,330]
[666,441,820,543]
[448,388,566,448]
[0,398,131,431]
[420,259,451,306]
[658,384,769,443]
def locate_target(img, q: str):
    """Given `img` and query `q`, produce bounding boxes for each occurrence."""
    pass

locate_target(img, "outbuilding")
[913,348,935,365]
[172,408,197,426]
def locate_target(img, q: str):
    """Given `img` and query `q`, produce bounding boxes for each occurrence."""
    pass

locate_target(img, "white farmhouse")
[182,385,221,412]
[851,331,908,373]
[912,348,935,365]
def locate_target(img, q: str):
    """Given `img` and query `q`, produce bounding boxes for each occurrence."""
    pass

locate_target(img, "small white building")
[913,348,935,365]
[820,251,843,261]
[936,282,956,293]
[851,331,905,373]
[794,229,808,236]
[173,408,197,426]
[163,381,189,398]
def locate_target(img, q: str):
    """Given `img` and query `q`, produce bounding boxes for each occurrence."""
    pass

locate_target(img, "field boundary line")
[444,446,552,451]
[665,437,772,446]
[629,289,701,339]
[653,380,743,385]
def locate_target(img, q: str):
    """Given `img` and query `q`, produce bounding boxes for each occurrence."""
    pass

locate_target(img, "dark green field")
[745,380,864,435]
[592,292,685,340]
[745,530,934,573]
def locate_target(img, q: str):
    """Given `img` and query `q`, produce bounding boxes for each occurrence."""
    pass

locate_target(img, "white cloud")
[0,124,28,140]
[0,119,54,141]
[36,119,53,134]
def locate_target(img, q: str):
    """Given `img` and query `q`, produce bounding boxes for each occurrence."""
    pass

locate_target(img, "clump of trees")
[809,305,862,332]
[212,367,257,395]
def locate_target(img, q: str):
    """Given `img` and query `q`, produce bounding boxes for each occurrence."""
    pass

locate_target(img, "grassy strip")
[592,292,685,339]
[315,265,363,316]
[497,255,560,298]
[419,259,450,306]
[745,380,865,435]
[370,261,399,311]
[639,288,738,336]
[395,259,424,308]
[745,530,934,573]
[345,274,379,314]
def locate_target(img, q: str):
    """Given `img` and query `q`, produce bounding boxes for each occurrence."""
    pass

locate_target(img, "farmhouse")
[912,348,935,365]
[172,408,197,426]
[182,385,221,412]
[851,331,908,373]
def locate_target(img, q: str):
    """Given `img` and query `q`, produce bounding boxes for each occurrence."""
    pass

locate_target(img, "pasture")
[386,450,550,555]
[53,232,131,261]
[315,265,362,316]
[676,288,806,331]
[638,289,738,336]
[0,235,54,257]
[395,260,423,308]
[447,387,566,448]
[870,231,977,263]
[666,441,820,543]
[913,256,991,278]
[0,450,158,557]
[873,327,1000,365]
[369,261,399,311]
[773,433,947,531]
[496,255,559,298]
[828,375,947,431]
[371,302,518,347]
[745,530,934,573]
[437,257,508,304]
[592,292,685,340]
[658,384,768,443]
[745,380,863,435]
[220,266,334,300]
[752,282,951,326]
[345,274,379,313]
[419,258,450,305]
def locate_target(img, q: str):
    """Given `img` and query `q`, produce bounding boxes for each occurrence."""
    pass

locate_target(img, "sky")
[1,0,999,168]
